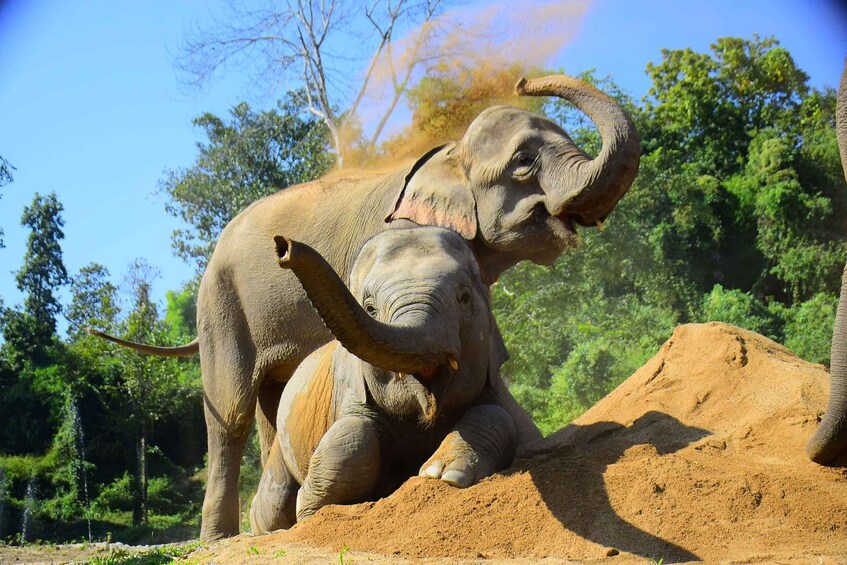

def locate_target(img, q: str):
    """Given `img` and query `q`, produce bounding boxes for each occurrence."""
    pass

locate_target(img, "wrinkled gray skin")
[807,60,847,465]
[90,74,640,540]
[249,228,516,533]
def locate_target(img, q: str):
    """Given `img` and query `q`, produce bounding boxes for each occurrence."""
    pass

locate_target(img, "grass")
[82,542,202,565]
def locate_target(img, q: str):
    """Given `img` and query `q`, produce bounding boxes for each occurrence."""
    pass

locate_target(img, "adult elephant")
[807,61,847,466]
[91,74,640,540]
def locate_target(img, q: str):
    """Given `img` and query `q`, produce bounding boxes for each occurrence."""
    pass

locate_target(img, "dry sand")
[188,322,847,564]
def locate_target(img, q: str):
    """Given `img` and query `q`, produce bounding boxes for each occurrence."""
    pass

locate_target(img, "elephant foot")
[419,404,516,488]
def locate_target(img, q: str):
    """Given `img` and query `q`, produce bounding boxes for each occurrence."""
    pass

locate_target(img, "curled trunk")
[274,236,451,374]
[515,74,640,225]
[807,60,847,465]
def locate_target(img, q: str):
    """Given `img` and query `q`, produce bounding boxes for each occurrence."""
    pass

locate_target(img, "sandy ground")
[191,323,847,564]
[3,322,846,564]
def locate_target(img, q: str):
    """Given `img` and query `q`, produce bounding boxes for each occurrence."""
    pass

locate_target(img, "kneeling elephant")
[250,227,516,532]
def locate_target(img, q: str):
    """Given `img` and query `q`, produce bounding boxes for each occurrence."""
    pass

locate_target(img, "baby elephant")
[249,227,517,533]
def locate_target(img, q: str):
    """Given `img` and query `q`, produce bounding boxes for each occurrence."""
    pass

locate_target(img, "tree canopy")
[159,92,334,270]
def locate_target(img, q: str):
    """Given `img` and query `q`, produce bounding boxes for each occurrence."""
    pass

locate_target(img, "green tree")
[7,193,70,355]
[0,194,70,453]
[105,260,201,526]
[164,281,198,343]
[159,92,334,270]
[66,263,120,340]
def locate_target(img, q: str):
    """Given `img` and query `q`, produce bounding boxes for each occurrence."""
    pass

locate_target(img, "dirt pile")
[200,323,847,563]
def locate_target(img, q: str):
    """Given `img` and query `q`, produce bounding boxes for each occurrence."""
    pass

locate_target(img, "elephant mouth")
[555,211,577,232]
[397,363,452,425]
[547,210,580,249]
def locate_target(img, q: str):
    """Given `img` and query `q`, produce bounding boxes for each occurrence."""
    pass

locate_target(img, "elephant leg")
[420,404,516,488]
[296,416,382,522]
[256,380,287,467]
[200,406,252,541]
[197,315,259,541]
[250,438,298,534]
[490,373,543,447]
[807,262,847,465]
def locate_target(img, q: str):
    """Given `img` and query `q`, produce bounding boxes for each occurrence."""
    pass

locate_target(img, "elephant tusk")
[448,356,459,371]
[595,219,606,231]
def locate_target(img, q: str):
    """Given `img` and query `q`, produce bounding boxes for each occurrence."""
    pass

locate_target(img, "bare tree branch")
[176,0,454,165]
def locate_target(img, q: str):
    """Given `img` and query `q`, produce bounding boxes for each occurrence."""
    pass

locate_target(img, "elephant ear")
[387,143,478,240]
[333,344,368,404]
[487,312,510,386]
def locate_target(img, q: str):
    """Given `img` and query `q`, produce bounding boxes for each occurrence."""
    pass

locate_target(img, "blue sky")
[1,0,846,335]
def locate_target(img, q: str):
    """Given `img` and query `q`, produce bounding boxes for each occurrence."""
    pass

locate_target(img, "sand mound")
[201,323,847,563]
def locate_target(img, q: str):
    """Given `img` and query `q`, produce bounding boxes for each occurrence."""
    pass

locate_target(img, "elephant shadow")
[509,410,710,563]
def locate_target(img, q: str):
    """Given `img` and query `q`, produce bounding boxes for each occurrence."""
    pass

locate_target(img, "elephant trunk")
[274,236,456,375]
[515,74,640,226]
[807,265,847,464]
[807,60,847,465]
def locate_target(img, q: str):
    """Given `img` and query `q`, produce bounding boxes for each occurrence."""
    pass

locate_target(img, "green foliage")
[83,542,200,565]
[1,193,69,374]
[160,91,334,270]
[164,281,198,342]
[782,293,838,364]
[94,473,135,513]
[15,193,70,347]
[702,285,781,340]
[66,264,119,341]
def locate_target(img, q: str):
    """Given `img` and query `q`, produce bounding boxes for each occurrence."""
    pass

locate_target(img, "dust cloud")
[343,0,595,168]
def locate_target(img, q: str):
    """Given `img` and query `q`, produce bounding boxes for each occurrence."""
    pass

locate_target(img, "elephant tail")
[85,328,200,357]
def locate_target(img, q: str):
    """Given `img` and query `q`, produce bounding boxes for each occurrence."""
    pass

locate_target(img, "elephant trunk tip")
[85,327,104,337]
[274,235,293,268]
[514,77,528,96]
[806,425,847,466]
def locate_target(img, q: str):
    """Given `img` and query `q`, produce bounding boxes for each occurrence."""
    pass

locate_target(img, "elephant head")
[391,74,641,280]
[807,61,847,465]
[275,227,497,423]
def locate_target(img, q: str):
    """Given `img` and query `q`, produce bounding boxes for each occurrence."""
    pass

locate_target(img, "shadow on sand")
[510,410,709,563]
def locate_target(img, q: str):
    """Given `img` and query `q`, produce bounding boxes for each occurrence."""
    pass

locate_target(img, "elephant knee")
[249,441,298,534]
[296,417,382,521]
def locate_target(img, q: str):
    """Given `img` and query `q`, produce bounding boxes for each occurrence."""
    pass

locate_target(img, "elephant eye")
[457,287,474,317]
[511,151,537,180]
[513,151,535,166]
[364,298,378,318]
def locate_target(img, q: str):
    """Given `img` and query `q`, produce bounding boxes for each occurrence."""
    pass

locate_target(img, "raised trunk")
[515,75,640,225]
[274,236,455,374]
[807,60,847,465]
